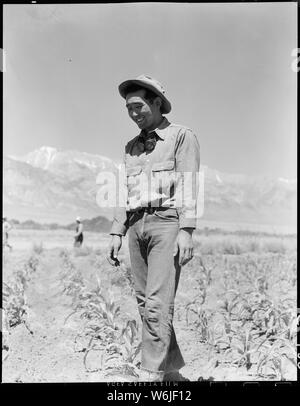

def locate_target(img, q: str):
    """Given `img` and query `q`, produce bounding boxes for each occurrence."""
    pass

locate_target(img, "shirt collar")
[140,117,170,140]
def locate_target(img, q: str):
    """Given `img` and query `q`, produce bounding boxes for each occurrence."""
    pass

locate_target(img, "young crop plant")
[185,304,210,342]
[116,262,136,294]
[257,336,297,380]
[223,328,269,372]
[32,242,44,255]
[81,293,140,376]
[104,320,142,378]
[59,249,86,305]
[3,270,33,335]
[3,280,27,329]
[61,270,139,377]
[23,255,40,281]
[192,254,215,287]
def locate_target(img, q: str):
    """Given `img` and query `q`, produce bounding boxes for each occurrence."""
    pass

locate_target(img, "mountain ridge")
[3,146,297,228]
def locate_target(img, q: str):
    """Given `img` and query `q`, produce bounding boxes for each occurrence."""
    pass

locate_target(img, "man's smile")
[135,117,147,127]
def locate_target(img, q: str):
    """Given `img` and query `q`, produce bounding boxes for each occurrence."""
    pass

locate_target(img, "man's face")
[126,89,161,131]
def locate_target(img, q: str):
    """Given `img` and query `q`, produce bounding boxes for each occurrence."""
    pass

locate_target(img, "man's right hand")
[107,235,122,266]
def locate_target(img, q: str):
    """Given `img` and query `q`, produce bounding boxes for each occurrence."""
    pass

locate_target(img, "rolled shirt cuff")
[179,216,197,229]
[110,222,128,236]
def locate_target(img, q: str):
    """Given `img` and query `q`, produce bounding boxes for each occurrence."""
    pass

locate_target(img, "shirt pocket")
[126,165,143,195]
[151,160,175,172]
[126,165,143,177]
[151,160,176,195]
[126,165,145,208]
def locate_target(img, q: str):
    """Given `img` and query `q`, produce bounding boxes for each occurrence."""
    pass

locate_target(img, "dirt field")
[2,229,297,382]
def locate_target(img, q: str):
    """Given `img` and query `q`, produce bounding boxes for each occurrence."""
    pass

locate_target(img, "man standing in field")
[107,75,200,382]
[3,217,13,251]
[74,217,84,248]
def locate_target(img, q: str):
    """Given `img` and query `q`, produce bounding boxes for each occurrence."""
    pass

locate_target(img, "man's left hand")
[173,228,194,266]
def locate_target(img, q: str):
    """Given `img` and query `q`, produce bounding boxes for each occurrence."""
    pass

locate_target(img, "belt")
[129,207,173,215]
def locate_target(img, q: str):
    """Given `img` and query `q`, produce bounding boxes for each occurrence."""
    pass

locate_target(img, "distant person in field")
[74,217,83,247]
[107,75,200,382]
[3,217,13,251]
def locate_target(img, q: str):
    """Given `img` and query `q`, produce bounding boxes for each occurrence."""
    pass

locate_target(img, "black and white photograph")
[2,2,297,385]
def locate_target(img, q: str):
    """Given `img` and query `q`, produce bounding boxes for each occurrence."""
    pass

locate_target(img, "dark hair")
[124,84,161,107]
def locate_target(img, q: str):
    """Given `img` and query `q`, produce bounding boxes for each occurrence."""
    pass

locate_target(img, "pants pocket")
[154,209,179,221]
[127,211,139,227]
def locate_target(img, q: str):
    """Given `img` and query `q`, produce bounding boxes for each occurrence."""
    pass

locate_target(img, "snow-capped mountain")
[20,146,116,174]
[201,166,296,227]
[3,146,297,228]
[3,147,117,223]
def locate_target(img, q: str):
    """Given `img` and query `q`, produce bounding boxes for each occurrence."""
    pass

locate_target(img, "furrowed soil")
[2,230,297,382]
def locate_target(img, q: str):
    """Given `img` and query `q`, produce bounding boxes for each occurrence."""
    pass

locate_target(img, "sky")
[3,2,297,178]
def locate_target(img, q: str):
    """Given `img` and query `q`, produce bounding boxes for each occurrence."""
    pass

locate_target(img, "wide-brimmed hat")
[118,75,172,114]
[76,216,81,222]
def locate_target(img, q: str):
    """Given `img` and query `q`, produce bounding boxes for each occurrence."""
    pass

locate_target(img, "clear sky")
[3,2,297,178]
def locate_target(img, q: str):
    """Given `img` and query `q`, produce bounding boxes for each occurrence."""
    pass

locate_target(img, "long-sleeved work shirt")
[110,117,200,236]
[75,223,83,237]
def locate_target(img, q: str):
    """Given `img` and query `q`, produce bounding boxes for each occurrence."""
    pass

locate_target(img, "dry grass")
[193,234,296,255]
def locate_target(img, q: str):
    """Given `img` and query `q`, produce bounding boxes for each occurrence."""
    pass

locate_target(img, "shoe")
[197,376,214,381]
[138,369,164,382]
[163,370,190,382]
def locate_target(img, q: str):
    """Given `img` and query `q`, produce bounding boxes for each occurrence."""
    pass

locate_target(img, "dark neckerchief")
[138,131,158,153]
[138,117,167,152]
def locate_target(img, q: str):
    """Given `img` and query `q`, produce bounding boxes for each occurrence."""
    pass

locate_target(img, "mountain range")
[3,146,297,230]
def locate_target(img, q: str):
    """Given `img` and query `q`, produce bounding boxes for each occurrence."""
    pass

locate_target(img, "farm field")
[2,228,297,382]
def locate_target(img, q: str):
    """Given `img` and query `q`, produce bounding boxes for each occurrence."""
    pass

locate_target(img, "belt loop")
[141,209,146,234]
